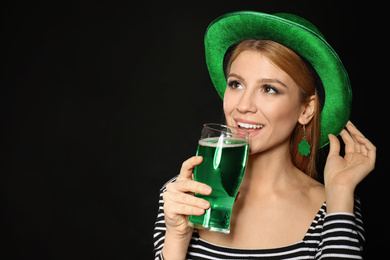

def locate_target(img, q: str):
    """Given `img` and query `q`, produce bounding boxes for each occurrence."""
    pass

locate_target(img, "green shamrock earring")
[298,125,311,156]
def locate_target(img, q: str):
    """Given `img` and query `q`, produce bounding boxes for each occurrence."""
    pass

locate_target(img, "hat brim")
[205,11,352,148]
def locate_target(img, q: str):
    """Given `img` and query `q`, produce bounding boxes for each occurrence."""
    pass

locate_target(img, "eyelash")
[227,80,279,94]
[227,80,243,89]
[262,84,279,94]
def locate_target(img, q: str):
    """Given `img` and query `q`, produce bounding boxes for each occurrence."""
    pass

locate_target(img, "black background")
[1,1,386,259]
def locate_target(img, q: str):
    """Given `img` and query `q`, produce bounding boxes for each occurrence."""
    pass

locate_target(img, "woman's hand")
[324,121,376,213]
[163,156,212,235]
[161,156,212,259]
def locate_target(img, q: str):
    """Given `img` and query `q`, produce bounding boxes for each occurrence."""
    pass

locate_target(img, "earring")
[298,125,311,156]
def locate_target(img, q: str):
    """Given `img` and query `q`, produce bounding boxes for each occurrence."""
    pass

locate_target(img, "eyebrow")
[260,78,288,88]
[227,73,288,88]
[227,73,245,82]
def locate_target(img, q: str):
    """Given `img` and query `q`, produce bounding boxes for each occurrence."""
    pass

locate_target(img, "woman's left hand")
[324,121,376,212]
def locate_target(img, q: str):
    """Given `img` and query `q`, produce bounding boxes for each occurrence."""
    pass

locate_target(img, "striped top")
[153,176,365,259]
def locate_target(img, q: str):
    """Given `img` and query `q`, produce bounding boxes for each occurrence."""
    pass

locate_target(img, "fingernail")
[196,208,205,215]
[194,156,203,162]
[203,186,212,194]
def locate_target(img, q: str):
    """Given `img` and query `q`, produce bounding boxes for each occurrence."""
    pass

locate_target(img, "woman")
[153,11,376,259]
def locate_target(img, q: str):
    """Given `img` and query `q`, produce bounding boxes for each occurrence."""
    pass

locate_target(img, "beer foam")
[199,137,248,148]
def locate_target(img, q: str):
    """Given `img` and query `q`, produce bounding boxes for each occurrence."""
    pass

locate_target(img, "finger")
[164,191,210,210]
[339,129,355,154]
[177,156,203,181]
[328,134,341,158]
[354,133,377,161]
[347,121,376,159]
[166,180,212,196]
[163,192,210,218]
[345,122,361,153]
[164,201,206,216]
[353,136,361,153]
[360,142,368,156]
[346,121,365,138]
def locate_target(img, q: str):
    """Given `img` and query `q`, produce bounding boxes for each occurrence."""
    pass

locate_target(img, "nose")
[236,90,257,114]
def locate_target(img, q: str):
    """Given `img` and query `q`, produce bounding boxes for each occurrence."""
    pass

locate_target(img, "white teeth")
[237,122,264,129]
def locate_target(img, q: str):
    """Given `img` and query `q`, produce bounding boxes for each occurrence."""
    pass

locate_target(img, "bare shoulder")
[307,175,324,190]
[301,172,325,204]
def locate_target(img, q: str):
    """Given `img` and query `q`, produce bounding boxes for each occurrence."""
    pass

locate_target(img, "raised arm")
[320,121,375,258]
[324,121,375,214]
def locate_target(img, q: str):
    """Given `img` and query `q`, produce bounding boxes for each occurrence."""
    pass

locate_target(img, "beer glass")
[188,123,249,234]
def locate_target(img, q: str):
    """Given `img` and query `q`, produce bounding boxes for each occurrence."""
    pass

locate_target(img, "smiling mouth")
[237,122,264,130]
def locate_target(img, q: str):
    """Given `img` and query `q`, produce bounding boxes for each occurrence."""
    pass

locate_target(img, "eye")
[227,80,244,90]
[262,84,278,94]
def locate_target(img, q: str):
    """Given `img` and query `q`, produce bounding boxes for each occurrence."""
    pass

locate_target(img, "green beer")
[188,137,249,233]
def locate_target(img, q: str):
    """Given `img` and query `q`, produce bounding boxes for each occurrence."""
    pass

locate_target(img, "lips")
[237,122,264,130]
[235,119,265,137]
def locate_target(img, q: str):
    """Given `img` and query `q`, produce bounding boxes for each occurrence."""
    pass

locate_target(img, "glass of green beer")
[188,123,249,234]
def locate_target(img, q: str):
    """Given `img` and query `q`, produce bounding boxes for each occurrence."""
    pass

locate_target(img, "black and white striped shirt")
[153,176,365,259]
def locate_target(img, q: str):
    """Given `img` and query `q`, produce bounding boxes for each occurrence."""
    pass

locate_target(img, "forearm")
[321,212,363,259]
[325,185,355,214]
[161,229,192,260]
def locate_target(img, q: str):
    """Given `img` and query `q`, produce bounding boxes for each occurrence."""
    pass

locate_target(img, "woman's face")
[224,50,306,155]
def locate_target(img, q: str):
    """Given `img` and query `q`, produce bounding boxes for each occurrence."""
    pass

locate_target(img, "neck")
[240,143,298,194]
